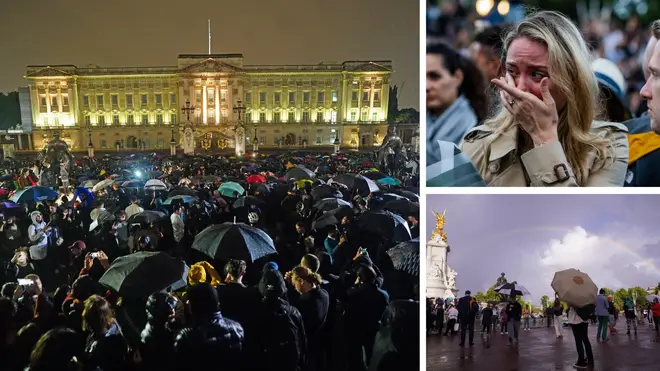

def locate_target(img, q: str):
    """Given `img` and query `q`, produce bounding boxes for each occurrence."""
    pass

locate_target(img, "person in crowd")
[481,302,493,338]
[522,305,531,331]
[444,304,459,336]
[368,299,419,371]
[505,295,522,345]
[651,298,660,332]
[427,42,489,160]
[140,292,178,371]
[607,295,618,336]
[552,298,563,338]
[469,25,506,113]
[6,247,36,281]
[81,295,129,371]
[461,11,628,187]
[567,305,594,369]
[595,288,610,342]
[593,58,633,123]
[456,289,478,347]
[26,327,83,371]
[623,297,638,335]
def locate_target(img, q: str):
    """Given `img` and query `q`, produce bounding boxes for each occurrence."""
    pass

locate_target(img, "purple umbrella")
[0,201,20,209]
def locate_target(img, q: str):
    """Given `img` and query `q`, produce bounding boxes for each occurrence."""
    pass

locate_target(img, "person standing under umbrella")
[505,295,522,346]
[567,305,594,369]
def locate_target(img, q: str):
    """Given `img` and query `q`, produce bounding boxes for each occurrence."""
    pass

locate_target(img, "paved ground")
[427,321,660,370]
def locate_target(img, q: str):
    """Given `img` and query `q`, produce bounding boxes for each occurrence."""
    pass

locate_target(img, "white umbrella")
[81,179,99,189]
[645,294,660,303]
[92,179,115,192]
[551,269,598,308]
[144,179,167,191]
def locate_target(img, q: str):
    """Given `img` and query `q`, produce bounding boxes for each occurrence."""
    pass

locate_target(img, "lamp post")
[333,136,340,154]
[232,100,246,156]
[169,122,177,156]
[181,100,195,122]
[86,120,94,158]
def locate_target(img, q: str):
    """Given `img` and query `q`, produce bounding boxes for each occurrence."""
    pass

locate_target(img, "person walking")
[552,298,564,338]
[499,306,508,335]
[595,289,610,342]
[607,296,618,336]
[505,295,522,345]
[651,298,660,333]
[522,306,531,331]
[481,303,493,339]
[623,298,638,335]
[567,305,594,369]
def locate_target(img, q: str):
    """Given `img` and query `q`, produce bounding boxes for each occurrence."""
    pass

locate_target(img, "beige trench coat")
[460,121,629,187]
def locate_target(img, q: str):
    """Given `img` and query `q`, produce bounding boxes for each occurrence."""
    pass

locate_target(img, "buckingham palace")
[22,53,414,153]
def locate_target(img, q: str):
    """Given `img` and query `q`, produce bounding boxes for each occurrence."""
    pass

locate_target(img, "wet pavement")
[427,321,660,370]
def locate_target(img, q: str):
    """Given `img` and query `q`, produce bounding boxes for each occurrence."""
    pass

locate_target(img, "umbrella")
[314,198,352,212]
[551,269,598,307]
[10,186,58,203]
[494,283,531,296]
[362,171,388,180]
[332,174,380,195]
[645,295,660,303]
[284,167,315,180]
[168,187,197,198]
[163,195,197,205]
[232,195,266,209]
[311,206,354,230]
[92,179,115,192]
[191,222,277,262]
[144,179,167,191]
[0,201,20,210]
[81,180,99,188]
[127,210,167,225]
[311,185,343,201]
[0,174,14,182]
[89,210,116,231]
[386,239,419,276]
[98,251,189,297]
[382,193,409,203]
[376,177,401,186]
[427,140,486,187]
[390,190,419,203]
[358,210,411,243]
[246,174,266,184]
[121,180,144,188]
[218,182,245,198]
[383,199,419,217]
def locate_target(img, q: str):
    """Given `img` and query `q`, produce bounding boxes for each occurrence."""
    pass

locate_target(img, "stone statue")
[39,131,73,188]
[429,262,443,279]
[496,272,508,287]
[446,268,457,289]
[430,209,448,243]
[183,127,195,155]
[375,125,407,177]
[234,125,245,155]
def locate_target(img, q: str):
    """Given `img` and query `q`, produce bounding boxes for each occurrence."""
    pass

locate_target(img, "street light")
[86,120,94,158]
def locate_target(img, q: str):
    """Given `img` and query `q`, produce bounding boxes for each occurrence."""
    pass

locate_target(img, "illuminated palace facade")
[25,54,401,152]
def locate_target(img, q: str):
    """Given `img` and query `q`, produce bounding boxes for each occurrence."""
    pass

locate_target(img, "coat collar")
[488,125,519,161]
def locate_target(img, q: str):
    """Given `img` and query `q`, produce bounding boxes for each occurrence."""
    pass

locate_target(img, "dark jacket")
[624,116,660,186]
[140,322,175,371]
[174,311,244,369]
[85,322,129,371]
[456,296,477,323]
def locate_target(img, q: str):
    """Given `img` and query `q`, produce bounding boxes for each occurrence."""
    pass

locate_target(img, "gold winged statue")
[430,209,448,242]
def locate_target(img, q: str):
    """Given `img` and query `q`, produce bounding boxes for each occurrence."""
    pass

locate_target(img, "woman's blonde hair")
[82,295,114,334]
[487,10,612,185]
[291,266,322,286]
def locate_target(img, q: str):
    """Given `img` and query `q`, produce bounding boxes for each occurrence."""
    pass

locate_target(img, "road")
[427,320,660,370]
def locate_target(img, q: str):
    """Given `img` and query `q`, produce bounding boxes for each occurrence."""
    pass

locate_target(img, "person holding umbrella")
[566,304,594,369]
[505,294,522,346]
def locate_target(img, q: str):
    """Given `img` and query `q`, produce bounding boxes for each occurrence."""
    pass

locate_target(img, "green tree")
[0,92,21,130]
[614,288,629,309]
[387,85,420,124]
[629,286,650,308]
[541,295,551,310]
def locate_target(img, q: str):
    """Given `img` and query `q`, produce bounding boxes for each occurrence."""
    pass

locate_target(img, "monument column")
[426,210,458,299]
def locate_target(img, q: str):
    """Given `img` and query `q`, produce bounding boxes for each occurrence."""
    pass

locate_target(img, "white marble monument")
[234,125,245,156]
[182,126,195,155]
[426,209,458,299]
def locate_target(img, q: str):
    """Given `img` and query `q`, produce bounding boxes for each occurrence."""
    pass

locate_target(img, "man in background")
[469,25,505,114]
[457,289,478,347]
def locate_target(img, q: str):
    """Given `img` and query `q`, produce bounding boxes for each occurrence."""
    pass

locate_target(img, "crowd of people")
[426,2,660,187]
[0,150,420,371]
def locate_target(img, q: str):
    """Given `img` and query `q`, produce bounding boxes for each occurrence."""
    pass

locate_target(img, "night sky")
[0,0,419,109]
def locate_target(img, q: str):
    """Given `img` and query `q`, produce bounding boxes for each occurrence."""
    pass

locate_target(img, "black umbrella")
[127,210,167,225]
[168,187,197,198]
[232,195,266,209]
[383,199,419,217]
[192,222,276,262]
[311,206,353,230]
[314,198,352,212]
[391,189,419,203]
[386,239,419,276]
[332,174,380,195]
[310,185,343,201]
[494,283,531,296]
[284,167,315,180]
[362,171,388,180]
[0,174,13,182]
[358,210,412,243]
[98,251,189,297]
[382,193,410,203]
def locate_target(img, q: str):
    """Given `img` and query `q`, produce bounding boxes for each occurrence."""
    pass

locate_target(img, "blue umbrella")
[376,177,401,186]
[10,186,58,203]
[75,187,95,203]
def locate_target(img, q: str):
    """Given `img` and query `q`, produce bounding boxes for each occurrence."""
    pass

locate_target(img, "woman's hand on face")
[493,75,559,146]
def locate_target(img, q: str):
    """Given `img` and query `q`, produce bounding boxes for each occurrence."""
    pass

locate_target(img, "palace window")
[260,136,265,145]
[246,112,252,123]
[170,93,176,105]
[156,94,162,106]
[350,111,357,121]
[288,92,295,105]
[351,91,358,101]
[97,95,104,107]
[361,111,368,121]
[362,91,369,101]
[171,114,177,126]
[274,112,280,123]
[51,96,58,109]
[374,91,380,101]
[83,96,89,106]
[141,94,147,106]
[315,135,322,145]
[317,92,324,105]
[220,89,226,101]
[100,140,107,148]
[288,112,294,122]
[303,92,309,104]
[259,112,266,123]
[142,114,148,125]
[316,112,323,123]
[113,115,119,125]
[274,92,281,105]
[332,91,337,103]
[372,112,378,121]
[99,115,106,125]
[126,94,133,108]
[127,115,134,125]
[329,134,336,145]
[84,115,91,126]
[245,92,251,104]
[157,114,163,125]
[331,111,337,124]
[207,89,214,105]
[111,95,118,106]
[62,95,69,106]
[259,92,266,105]
[302,111,309,122]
